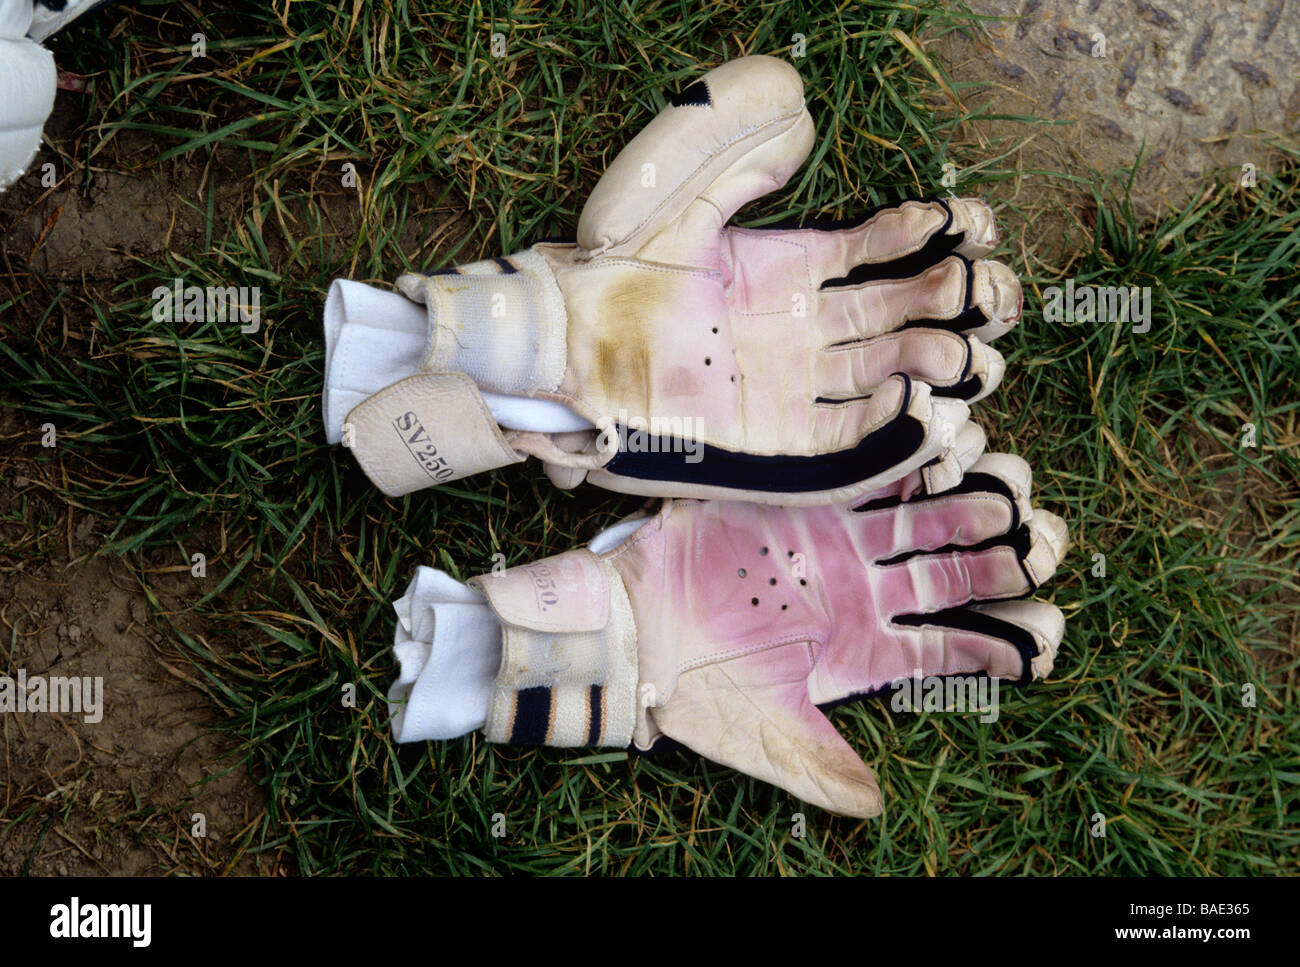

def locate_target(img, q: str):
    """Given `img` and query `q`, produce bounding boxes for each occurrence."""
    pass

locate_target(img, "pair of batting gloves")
[322,57,1066,819]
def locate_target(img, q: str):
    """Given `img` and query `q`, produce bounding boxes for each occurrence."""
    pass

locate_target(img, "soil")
[929,0,1298,261]
[0,446,273,874]
[0,91,277,875]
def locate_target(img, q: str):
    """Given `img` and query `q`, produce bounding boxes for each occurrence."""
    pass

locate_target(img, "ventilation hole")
[730,375,737,382]
[787,550,794,558]
[711,327,718,334]
[737,568,746,578]
[704,357,712,365]
[781,604,788,611]
[800,579,808,586]
[759,547,769,555]
[751,597,760,606]
[768,578,777,586]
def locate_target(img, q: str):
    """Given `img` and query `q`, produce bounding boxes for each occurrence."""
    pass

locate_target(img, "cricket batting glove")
[388,448,1067,819]
[324,55,1022,506]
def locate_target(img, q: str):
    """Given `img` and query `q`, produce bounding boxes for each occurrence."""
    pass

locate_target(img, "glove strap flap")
[472,550,638,748]
[345,371,525,496]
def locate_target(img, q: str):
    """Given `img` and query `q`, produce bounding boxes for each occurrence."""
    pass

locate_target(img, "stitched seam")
[856,491,1012,520]
[733,235,814,318]
[568,257,717,279]
[677,631,825,674]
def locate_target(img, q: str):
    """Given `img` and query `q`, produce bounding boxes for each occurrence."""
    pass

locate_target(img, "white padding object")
[389,567,501,742]
[0,25,57,192]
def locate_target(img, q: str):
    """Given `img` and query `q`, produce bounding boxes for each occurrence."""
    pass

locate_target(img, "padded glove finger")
[851,450,1033,555]
[861,417,988,504]
[814,329,1005,403]
[725,199,1021,347]
[813,254,1022,344]
[873,509,1068,612]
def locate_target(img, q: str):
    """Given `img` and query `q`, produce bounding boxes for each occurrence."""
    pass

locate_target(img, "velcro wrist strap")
[345,372,525,496]
[472,550,638,748]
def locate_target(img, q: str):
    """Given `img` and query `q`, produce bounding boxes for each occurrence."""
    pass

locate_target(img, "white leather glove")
[328,56,1023,506]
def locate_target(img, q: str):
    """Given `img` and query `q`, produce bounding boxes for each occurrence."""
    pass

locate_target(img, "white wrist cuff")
[389,567,501,742]
[322,280,427,444]
[388,516,654,744]
[322,280,592,445]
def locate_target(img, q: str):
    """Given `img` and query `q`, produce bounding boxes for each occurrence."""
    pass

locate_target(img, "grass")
[1,0,1297,874]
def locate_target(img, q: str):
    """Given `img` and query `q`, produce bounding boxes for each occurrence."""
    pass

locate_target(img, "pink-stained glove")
[331,55,1022,506]
[458,451,1066,819]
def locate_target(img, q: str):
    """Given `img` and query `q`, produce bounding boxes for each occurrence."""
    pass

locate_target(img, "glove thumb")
[577,56,814,258]
[651,643,883,819]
